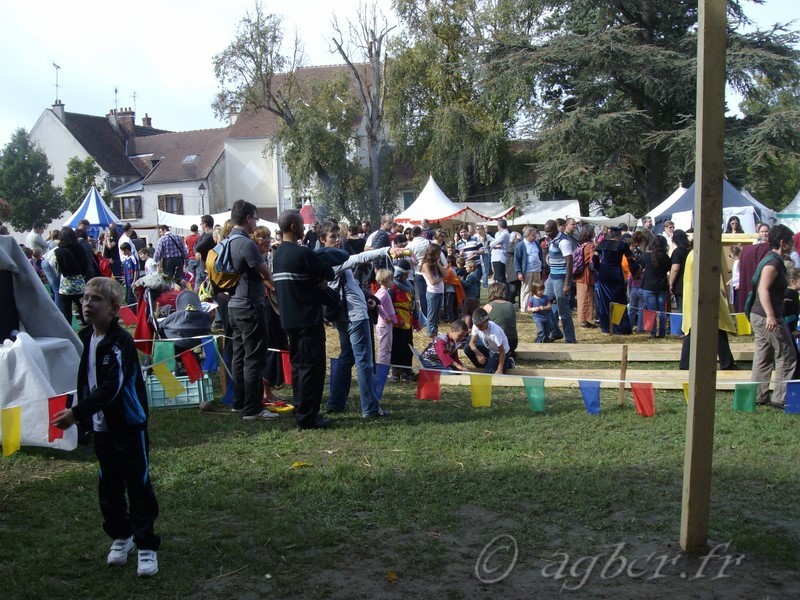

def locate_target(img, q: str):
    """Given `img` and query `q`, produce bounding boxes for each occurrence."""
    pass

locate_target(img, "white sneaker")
[242,409,280,421]
[107,536,134,566]
[137,549,159,577]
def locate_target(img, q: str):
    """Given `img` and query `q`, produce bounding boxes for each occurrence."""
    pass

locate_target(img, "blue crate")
[145,374,213,408]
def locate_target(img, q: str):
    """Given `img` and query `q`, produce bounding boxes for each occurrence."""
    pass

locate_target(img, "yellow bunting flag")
[734,313,752,336]
[151,363,186,399]
[1,406,23,457]
[682,382,689,405]
[470,373,493,408]
[610,303,627,326]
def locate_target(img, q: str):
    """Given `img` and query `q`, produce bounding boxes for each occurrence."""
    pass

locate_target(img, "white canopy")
[499,196,581,227]
[641,185,687,225]
[778,188,800,233]
[395,176,474,224]
[579,213,639,228]
[156,210,279,234]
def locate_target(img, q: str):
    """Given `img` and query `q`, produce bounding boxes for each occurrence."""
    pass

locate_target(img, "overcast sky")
[0,0,795,146]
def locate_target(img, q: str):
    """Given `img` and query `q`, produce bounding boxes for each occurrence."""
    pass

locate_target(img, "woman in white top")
[421,243,447,340]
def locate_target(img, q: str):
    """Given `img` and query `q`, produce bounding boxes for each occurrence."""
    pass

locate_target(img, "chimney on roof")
[116,107,136,137]
[142,113,152,128]
[52,100,65,122]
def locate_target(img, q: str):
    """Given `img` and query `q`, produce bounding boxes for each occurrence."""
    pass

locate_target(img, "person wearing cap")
[464,307,514,374]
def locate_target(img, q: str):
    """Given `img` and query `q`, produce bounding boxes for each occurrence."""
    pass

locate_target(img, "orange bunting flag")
[1,406,22,457]
[469,374,492,407]
[416,370,441,401]
[734,313,752,335]
[631,382,655,417]
[48,394,68,442]
[151,363,186,399]
[642,310,657,332]
[180,350,203,383]
[118,306,137,326]
[610,303,627,326]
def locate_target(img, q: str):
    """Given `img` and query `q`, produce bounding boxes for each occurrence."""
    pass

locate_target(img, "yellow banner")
[152,363,186,399]
[2,406,22,457]
[470,374,492,408]
[682,382,689,405]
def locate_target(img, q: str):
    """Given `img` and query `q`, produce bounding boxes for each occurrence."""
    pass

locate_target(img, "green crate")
[145,374,213,408]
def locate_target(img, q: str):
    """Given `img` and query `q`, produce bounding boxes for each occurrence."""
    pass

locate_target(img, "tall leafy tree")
[212,1,394,222]
[386,0,525,201]
[0,128,65,231]
[63,156,106,211]
[331,2,396,222]
[485,0,800,215]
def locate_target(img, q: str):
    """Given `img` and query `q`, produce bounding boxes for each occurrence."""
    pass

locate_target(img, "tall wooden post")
[680,0,727,553]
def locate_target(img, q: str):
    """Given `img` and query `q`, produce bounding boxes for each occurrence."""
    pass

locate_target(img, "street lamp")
[198,182,206,215]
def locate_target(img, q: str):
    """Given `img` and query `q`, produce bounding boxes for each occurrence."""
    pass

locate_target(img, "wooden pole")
[680,0,727,554]
[618,344,628,407]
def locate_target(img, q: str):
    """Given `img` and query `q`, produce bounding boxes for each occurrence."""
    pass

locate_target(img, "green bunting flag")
[523,377,546,412]
[732,382,758,412]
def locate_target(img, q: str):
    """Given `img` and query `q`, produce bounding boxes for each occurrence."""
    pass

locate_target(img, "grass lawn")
[1,316,798,598]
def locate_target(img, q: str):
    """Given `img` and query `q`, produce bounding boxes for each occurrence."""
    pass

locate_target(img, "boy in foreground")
[464,307,515,375]
[51,277,160,577]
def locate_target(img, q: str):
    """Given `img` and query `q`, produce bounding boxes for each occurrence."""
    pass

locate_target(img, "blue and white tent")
[62,186,120,239]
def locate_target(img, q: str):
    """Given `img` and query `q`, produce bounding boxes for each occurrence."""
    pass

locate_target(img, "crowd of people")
[8,208,800,581]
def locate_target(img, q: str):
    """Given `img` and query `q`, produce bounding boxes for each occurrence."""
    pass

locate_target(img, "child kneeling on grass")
[464,307,515,375]
[419,319,470,371]
[51,277,160,577]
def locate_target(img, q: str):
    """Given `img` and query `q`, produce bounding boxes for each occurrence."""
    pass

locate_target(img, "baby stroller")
[157,290,213,375]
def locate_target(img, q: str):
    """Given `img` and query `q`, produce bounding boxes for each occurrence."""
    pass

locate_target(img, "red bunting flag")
[133,289,154,354]
[631,382,655,417]
[48,394,68,442]
[118,306,137,326]
[416,370,441,401]
[180,350,203,383]
[281,350,292,385]
[642,310,656,332]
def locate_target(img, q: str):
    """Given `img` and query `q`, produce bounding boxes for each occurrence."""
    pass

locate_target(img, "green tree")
[386,0,524,201]
[733,78,800,209]
[0,128,65,231]
[485,0,800,215]
[212,1,390,222]
[63,156,105,211]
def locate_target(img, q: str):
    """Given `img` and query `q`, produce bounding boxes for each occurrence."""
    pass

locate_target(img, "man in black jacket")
[273,209,335,429]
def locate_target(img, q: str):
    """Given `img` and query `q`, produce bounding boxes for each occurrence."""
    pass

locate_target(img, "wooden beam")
[515,342,753,362]
[680,0,728,554]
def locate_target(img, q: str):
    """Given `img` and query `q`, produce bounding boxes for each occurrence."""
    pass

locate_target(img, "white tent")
[778,188,800,233]
[580,213,639,228]
[62,186,121,240]
[457,202,516,224]
[641,185,687,225]
[500,196,581,227]
[395,176,475,224]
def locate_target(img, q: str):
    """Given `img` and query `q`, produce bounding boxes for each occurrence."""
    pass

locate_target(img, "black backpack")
[321,275,348,323]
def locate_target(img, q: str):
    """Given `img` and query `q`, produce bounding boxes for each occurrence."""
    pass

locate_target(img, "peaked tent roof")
[642,185,687,224]
[778,188,800,232]
[63,186,120,228]
[650,180,776,233]
[395,176,472,223]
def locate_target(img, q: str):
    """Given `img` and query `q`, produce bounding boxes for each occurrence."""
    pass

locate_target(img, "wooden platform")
[515,342,754,362]
[439,367,766,391]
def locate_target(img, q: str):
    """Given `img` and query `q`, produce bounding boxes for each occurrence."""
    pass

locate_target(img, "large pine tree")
[485,0,800,214]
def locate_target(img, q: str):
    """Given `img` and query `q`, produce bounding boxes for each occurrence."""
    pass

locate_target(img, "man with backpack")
[226,200,278,422]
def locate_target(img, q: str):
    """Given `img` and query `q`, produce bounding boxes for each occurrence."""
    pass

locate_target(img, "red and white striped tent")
[395,176,514,224]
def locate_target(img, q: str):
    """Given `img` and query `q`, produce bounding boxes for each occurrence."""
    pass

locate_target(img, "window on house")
[403,191,415,209]
[158,194,184,214]
[113,196,143,219]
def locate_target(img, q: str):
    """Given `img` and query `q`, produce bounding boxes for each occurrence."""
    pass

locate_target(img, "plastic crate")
[145,374,213,408]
